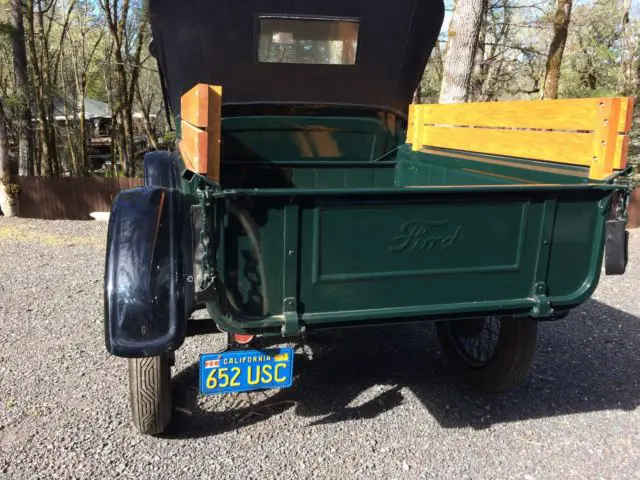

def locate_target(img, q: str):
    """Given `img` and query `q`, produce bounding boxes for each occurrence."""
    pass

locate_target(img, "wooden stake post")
[179,84,223,182]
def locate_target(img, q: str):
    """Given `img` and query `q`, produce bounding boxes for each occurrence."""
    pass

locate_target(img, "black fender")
[605,219,628,275]
[143,150,181,189]
[143,149,201,315]
[104,186,189,357]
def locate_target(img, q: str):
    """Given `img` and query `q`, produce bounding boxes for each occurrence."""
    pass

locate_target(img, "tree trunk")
[116,112,128,175]
[10,0,34,176]
[140,114,159,151]
[36,0,59,175]
[112,56,135,176]
[79,100,88,175]
[0,101,10,179]
[135,85,160,149]
[24,0,52,176]
[59,59,78,176]
[618,0,636,95]
[541,0,572,100]
[0,100,18,216]
[123,103,136,176]
[439,0,486,103]
[470,0,488,101]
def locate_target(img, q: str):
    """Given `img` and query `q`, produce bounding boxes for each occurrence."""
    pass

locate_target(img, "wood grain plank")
[407,104,415,144]
[179,121,208,174]
[421,126,593,167]
[613,134,630,170]
[617,96,635,133]
[412,97,634,132]
[589,98,618,180]
[180,84,222,128]
[414,98,610,131]
[207,117,221,182]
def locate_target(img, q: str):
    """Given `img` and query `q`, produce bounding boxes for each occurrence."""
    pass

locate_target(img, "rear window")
[257,17,359,65]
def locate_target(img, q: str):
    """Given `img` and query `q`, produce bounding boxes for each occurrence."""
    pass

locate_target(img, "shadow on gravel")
[162,299,640,439]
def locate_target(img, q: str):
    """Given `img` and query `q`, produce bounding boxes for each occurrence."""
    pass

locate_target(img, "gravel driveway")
[1,217,639,479]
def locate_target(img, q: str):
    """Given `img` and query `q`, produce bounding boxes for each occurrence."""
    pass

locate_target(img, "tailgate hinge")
[281,298,300,337]
[530,282,552,318]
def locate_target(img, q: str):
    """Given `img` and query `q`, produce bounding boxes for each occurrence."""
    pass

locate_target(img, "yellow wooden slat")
[611,97,634,171]
[179,121,208,174]
[180,84,223,128]
[179,83,222,181]
[613,135,630,170]
[421,126,593,167]
[207,116,221,182]
[617,97,635,133]
[407,96,635,179]
[407,104,415,144]
[415,98,614,131]
[593,98,623,179]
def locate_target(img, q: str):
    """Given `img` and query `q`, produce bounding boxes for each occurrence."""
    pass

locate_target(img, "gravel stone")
[1,217,639,479]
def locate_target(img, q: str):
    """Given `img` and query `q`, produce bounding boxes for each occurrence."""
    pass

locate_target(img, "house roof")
[53,97,111,120]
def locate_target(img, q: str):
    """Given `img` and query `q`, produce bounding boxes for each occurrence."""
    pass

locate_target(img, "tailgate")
[215,185,611,329]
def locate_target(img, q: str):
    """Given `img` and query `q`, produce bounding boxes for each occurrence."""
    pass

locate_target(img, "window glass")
[258,18,359,65]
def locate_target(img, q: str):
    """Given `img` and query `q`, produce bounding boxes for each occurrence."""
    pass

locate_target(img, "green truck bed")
[202,130,622,336]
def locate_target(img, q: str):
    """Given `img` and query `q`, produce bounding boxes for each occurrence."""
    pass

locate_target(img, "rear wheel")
[435,315,537,392]
[128,355,172,435]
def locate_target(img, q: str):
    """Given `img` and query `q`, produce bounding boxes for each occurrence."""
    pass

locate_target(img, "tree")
[68,0,105,174]
[618,0,637,95]
[0,99,18,216]
[98,0,148,177]
[0,99,9,178]
[541,0,572,99]
[439,0,488,103]
[10,0,34,175]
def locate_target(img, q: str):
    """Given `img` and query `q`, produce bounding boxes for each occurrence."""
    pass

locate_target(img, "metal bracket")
[193,179,221,302]
[281,298,299,337]
[530,282,552,317]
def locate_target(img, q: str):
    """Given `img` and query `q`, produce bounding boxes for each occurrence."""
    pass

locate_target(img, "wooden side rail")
[407,97,635,180]
[179,84,223,181]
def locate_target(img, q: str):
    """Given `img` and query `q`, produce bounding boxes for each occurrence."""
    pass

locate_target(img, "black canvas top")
[149,0,444,117]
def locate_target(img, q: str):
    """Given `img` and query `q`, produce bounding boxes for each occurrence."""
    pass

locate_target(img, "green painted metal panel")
[298,194,539,319]
[207,185,613,334]
[395,144,590,187]
[217,197,286,320]
[196,110,621,335]
[221,115,400,163]
[545,193,607,305]
[221,163,396,189]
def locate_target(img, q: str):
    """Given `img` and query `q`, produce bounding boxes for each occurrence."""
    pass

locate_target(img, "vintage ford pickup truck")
[103,0,635,434]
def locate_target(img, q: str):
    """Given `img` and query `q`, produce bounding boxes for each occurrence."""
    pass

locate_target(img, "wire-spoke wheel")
[435,316,537,392]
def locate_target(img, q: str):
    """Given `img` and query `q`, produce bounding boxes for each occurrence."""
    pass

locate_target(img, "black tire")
[128,355,172,435]
[435,316,537,393]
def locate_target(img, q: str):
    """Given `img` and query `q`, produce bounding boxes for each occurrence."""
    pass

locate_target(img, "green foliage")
[425,0,639,103]
[559,0,626,98]
[0,174,20,205]
[5,183,20,204]
[0,22,16,38]
[160,130,176,145]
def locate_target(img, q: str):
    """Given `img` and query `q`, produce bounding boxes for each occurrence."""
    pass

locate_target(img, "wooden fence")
[15,176,144,220]
[8,175,640,226]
